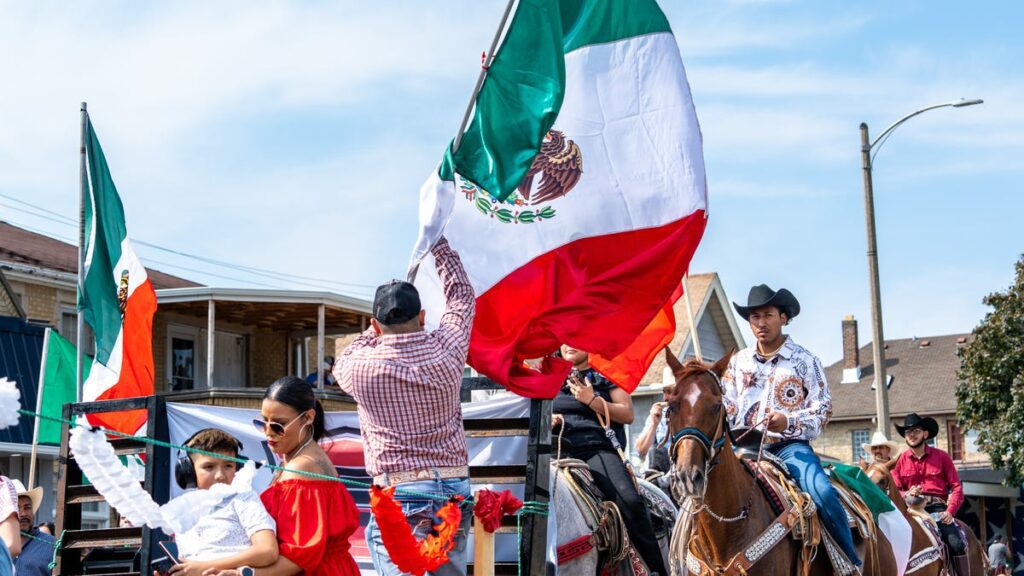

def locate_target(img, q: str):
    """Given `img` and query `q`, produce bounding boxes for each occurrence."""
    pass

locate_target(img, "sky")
[1,1,1021,365]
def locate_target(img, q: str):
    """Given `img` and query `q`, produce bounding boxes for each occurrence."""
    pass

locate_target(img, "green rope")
[48,530,65,571]
[17,408,550,514]
[514,503,549,576]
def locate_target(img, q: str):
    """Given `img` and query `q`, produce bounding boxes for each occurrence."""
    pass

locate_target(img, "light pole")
[860,98,983,439]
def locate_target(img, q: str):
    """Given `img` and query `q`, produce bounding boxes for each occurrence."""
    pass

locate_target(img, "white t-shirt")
[176,491,275,561]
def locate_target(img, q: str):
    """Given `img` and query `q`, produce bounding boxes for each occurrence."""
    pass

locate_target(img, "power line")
[0,193,376,294]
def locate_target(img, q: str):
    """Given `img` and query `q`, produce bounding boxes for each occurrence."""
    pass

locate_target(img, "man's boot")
[951,554,971,576]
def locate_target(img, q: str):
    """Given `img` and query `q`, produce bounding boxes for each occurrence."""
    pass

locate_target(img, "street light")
[860,98,983,439]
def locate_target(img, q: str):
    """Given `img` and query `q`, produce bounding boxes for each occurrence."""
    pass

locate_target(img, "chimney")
[841,315,861,384]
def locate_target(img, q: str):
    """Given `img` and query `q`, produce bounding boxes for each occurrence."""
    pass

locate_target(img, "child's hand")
[169,560,212,576]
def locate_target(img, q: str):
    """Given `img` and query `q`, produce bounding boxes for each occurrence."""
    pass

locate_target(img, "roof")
[0,221,200,290]
[639,273,746,387]
[0,316,45,445]
[157,287,371,332]
[825,333,970,420]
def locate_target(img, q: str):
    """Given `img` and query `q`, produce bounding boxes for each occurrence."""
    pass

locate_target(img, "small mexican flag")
[831,462,913,576]
[411,0,707,397]
[79,117,157,434]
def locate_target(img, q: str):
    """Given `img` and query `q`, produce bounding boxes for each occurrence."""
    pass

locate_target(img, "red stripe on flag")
[86,278,157,434]
[468,211,706,397]
[590,283,682,391]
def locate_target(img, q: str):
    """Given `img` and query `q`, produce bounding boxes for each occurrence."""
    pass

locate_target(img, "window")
[171,336,197,391]
[948,422,964,461]
[851,428,870,462]
[60,307,95,355]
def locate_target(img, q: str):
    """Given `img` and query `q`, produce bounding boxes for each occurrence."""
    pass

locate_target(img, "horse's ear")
[710,348,735,378]
[885,457,898,471]
[857,458,868,470]
[664,346,685,378]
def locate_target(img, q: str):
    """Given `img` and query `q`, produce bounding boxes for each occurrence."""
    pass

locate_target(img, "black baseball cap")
[373,280,422,325]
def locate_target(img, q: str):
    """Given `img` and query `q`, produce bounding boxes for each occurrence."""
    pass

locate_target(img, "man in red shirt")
[890,413,968,574]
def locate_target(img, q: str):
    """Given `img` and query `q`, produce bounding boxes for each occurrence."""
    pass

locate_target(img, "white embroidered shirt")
[176,491,275,561]
[721,336,832,442]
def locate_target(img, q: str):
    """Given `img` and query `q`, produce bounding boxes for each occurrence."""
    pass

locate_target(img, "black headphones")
[175,429,246,490]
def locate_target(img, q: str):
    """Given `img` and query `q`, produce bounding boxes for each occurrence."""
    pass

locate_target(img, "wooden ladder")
[54,396,170,576]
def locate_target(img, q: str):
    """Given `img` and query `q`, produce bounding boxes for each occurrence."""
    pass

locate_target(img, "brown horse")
[662,350,898,575]
[861,459,986,575]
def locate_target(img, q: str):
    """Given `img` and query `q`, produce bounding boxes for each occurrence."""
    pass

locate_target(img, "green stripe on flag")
[451,0,673,201]
[39,330,91,444]
[830,462,895,522]
[81,119,129,366]
[560,0,672,53]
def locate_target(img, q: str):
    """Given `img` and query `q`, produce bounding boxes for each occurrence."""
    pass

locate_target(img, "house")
[628,273,747,451]
[818,315,1020,553]
[0,221,370,526]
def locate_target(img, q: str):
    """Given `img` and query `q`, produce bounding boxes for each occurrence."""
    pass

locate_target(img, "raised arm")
[431,237,475,354]
[635,405,664,459]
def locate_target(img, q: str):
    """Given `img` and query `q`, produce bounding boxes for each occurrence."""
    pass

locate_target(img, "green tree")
[956,255,1024,485]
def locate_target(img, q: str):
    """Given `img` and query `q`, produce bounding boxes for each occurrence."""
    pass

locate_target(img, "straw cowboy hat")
[732,284,801,321]
[861,431,901,456]
[10,479,43,514]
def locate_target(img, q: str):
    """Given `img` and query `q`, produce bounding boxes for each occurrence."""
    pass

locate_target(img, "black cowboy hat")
[895,413,939,440]
[732,284,801,321]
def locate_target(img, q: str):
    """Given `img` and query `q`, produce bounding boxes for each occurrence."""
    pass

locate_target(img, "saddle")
[551,459,651,576]
[725,435,876,576]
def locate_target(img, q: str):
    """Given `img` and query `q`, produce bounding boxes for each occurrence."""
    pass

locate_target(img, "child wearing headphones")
[169,429,278,576]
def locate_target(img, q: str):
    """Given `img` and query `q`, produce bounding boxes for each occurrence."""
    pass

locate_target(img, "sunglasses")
[252,413,305,436]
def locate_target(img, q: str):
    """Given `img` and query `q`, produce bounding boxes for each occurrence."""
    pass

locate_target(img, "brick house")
[816,315,1021,556]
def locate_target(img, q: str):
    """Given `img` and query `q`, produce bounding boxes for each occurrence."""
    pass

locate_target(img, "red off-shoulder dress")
[260,479,360,576]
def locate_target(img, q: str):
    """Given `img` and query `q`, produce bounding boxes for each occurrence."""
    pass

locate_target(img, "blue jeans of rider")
[768,441,861,567]
[366,475,473,576]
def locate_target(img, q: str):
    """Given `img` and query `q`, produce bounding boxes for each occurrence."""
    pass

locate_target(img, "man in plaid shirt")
[333,236,474,576]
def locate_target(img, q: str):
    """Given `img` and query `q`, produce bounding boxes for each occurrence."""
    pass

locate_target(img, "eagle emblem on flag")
[517,130,583,205]
[117,270,130,316]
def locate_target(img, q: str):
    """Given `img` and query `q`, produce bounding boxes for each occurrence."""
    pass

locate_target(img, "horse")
[861,459,986,575]
[662,350,899,576]
[551,457,677,576]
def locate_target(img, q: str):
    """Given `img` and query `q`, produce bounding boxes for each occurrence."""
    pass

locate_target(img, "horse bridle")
[669,368,728,470]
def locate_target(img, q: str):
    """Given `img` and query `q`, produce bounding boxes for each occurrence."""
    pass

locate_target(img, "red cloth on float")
[261,479,360,576]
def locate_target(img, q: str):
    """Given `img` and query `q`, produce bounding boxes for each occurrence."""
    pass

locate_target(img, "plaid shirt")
[334,238,474,477]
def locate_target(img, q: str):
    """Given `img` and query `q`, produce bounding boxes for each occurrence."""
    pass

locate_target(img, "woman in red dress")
[205,376,360,576]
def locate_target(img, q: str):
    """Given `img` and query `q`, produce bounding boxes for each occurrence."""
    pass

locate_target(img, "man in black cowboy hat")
[722,284,862,571]
[891,412,968,574]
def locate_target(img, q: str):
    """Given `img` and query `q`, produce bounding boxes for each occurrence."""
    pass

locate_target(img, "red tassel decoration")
[473,489,524,533]
[369,485,463,576]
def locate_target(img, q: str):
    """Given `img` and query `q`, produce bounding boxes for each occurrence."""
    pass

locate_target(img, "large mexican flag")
[411,0,707,397]
[80,117,157,434]
[831,463,913,576]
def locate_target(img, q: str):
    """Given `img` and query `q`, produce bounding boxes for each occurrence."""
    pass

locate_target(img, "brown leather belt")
[373,465,469,487]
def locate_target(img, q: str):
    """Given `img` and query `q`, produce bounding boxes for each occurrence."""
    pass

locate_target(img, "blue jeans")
[366,475,473,576]
[768,441,861,567]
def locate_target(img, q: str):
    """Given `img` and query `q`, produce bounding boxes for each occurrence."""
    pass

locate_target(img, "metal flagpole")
[407,0,518,284]
[682,273,702,361]
[28,328,52,489]
[452,0,517,154]
[76,102,88,403]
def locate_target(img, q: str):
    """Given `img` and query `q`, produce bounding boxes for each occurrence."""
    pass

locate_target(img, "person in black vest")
[551,344,667,576]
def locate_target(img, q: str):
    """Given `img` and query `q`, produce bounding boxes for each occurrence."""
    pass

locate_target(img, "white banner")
[166,394,546,574]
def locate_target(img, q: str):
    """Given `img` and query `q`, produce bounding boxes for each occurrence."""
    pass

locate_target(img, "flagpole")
[682,273,703,362]
[452,0,517,154]
[407,0,517,285]
[28,328,52,489]
[77,102,87,404]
